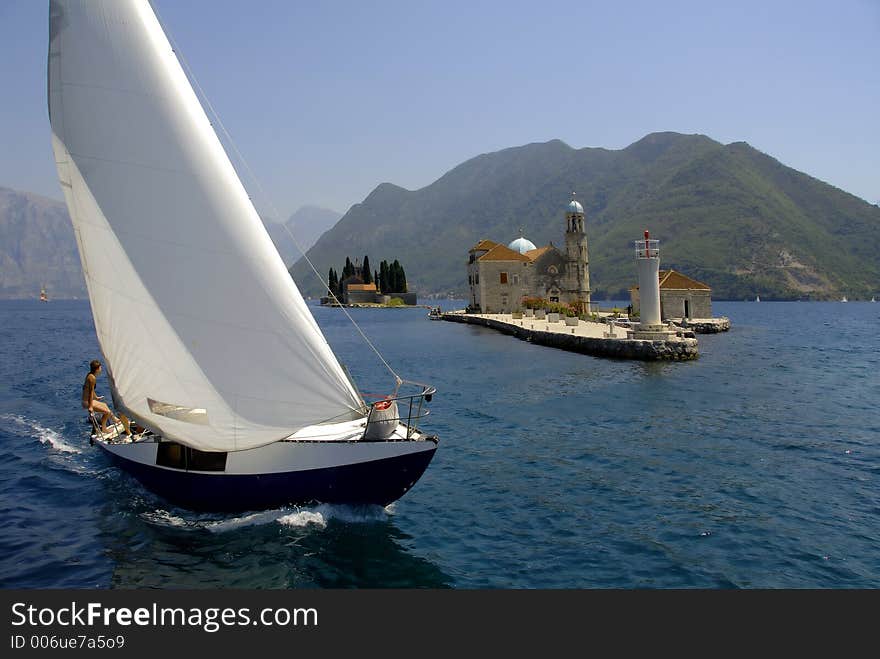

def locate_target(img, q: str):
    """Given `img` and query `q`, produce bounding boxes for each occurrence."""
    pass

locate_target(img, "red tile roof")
[470,239,499,251]
[524,246,552,261]
[477,243,531,262]
[658,270,711,290]
[630,269,711,291]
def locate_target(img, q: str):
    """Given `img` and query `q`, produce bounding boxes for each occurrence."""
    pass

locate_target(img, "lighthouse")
[632,230,674,339]
[636,230,661,328]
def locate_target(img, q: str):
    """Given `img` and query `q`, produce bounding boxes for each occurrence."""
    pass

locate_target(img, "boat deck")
[93,416,426,447]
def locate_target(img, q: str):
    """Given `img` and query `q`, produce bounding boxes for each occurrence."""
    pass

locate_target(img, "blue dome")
[567,199,584,214]
[508,236,537,254]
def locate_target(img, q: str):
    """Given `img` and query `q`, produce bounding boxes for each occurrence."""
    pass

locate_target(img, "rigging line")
[152,5,402,388]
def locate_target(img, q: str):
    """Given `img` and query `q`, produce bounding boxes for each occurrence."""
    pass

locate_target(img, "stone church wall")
[477,261,531,313]
[659,290,712,319]
[531,249,569,303]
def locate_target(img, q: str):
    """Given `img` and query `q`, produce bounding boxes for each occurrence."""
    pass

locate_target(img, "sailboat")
[755,295,760,302]
[841,296,848,302]
[48,0,437,512]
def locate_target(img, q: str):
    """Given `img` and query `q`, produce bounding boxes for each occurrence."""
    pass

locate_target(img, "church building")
[466,196,591,314]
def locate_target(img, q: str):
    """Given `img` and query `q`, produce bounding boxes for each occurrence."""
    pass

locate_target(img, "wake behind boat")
[49,0,437,512]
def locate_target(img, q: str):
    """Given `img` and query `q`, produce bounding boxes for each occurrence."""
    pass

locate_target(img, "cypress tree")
[379,260,389,292]
[362,255,372,284]
[374,270,380,292]
[391,260,402,293]
[327,267,336,296]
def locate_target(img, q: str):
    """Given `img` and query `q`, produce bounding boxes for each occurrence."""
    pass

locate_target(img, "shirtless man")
[82,359,130,437]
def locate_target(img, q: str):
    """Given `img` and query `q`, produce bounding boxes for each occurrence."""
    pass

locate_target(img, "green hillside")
[290,132,880,300]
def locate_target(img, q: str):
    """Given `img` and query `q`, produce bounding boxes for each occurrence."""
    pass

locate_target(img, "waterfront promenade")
[441,311,699,361]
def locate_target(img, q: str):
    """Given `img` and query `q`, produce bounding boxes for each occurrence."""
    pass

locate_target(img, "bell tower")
[563,193,591,311]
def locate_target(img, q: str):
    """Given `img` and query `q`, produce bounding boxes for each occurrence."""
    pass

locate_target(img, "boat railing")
[362,384,436,440]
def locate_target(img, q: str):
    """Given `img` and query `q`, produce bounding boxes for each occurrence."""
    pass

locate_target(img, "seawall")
[682,317,731,333]
[442,313,699,361]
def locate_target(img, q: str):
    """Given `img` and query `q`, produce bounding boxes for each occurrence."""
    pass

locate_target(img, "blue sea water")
[0,299,878,588]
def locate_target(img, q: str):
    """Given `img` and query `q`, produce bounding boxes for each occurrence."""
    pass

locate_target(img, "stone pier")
[442,312,698,361]
[670,317,731,334]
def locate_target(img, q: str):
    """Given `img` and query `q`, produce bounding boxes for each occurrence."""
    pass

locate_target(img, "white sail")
[48,0,364,452]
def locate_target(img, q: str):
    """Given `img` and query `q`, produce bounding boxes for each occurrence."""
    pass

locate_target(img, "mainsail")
[48,0,364,452]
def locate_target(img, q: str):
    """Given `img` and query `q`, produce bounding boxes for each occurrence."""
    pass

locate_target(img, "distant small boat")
[755,295,760,302]
[39,287,48,302]
[427,306,443,320]
[872,297,876,303]
[841,296,848,303]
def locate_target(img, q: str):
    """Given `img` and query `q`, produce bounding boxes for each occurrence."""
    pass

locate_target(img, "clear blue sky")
[1,0,878,218]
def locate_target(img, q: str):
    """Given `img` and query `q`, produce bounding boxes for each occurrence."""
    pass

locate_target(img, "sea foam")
[277,503,390,527]
[140,503,391,532]
[2,414,82,454]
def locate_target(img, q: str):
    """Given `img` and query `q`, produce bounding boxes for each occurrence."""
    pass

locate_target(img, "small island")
[444,196,706,360]
[321,255,417,307]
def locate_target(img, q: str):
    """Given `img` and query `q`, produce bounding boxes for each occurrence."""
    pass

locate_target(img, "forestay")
[48,0,365,451]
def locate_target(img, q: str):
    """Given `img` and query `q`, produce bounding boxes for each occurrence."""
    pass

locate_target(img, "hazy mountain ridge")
[3,132,878,301]
[0,190,340,298]
[291,132,880,299]
[264,205,342,268]
[0,186,85,299]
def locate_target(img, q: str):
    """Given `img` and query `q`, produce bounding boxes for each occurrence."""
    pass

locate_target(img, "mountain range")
[290,132,880,300]
[3,132,879,300]
[0,186,85,299]
[0,186,338,299]
[263,205,342,268]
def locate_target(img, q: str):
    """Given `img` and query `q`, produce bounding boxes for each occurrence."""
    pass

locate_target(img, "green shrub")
[387,297,405,307]
[522,297,548,310]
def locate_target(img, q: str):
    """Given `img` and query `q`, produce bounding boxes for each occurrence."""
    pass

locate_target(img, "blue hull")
[100,442,438,512]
